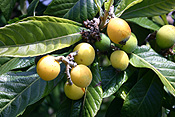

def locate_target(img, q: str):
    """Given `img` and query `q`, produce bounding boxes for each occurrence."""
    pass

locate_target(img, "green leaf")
[105,96,124,117]
[0,13,7,27]
[0,57,34,75]
[0,57,11,65]
[0,17,83,57]
[114,0,143,17]
[27,0,39,16]
[20,0,27,15]
[0,64,65,117]
[121,70,163,117]
[126,17,161,31]
[121,0,175,19]
[104,0,114,11]
[21,16,82,26]
[115,66,139,100]
[101,66,128,98]
[0,0,17,20]
[130,45,175,97]
[57,98,83,117]
[101,65,137,98]
[83,62,103,117]
[44,0,101,23]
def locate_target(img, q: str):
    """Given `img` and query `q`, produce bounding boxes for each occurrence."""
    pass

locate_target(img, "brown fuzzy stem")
[54,51,79,85]
[66,64,73,85]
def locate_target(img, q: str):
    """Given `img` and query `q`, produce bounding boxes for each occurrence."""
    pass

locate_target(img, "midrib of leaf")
[124,0,171,15]
[132,75,155,117]
[0,33,80,48]
[0,76,40,113]
[131,53,175,97]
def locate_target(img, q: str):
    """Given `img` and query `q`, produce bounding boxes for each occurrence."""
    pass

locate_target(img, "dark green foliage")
[0,0,175,117]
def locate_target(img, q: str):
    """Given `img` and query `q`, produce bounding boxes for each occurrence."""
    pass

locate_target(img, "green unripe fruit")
[73,43,95,66]
[95,33,111,52]
[110,50,129,71]
[156,25,175,49]
[64,81,85,100]
[118,33,138,53]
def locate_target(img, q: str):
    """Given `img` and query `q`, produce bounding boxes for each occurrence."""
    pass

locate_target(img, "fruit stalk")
[55,51,79,85]
[99,0,114,30]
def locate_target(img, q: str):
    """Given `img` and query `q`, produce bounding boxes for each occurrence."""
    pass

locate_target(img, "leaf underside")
[130,45,175,97]
[0,17,83,57]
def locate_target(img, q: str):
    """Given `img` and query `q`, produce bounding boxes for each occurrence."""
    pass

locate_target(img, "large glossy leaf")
[121,70,163,117]
[130,45,175,97]
[121,0,175,19]
[114,0,143,17]
[126,17,160,31]
[82,62,103,117]
[0,0,17,20]
[0,64,65,117]
[101,66,130,98]
[44,0,102,23]
[0,57,34,75]
[0,17,83,57]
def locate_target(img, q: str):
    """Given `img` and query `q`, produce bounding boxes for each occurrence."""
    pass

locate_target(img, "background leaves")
[126,17,161,31]
[0,0,17,20]
[114,0,143,17]
[44,0,104,23]
[121,0,175,19]
[0,64,65,117]
[121,70,163,117]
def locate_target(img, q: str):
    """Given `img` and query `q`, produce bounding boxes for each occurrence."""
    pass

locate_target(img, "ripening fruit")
[64,81,85,100]
[118,33,138,53]
[110,50,129,71]
[107,18,131,45]
[95,33,111,52]
[73,43,95,66]
[71,64,92,88]
[36,55,60,81]
[156,25,175,49]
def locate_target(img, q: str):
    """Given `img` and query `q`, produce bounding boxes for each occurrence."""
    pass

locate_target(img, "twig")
[54,51,78,85]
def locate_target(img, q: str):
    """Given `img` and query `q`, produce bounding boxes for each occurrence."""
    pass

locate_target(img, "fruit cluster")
[36,43,94,100]
[95,18,138,70]
[36,17,140,100]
